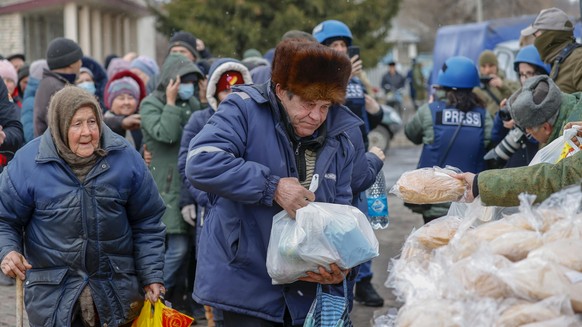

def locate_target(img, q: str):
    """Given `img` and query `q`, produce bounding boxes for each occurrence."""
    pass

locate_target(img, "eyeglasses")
[519,71,538,80]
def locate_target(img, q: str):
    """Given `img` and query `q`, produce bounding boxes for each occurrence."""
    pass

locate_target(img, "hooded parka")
[140,54,203,234]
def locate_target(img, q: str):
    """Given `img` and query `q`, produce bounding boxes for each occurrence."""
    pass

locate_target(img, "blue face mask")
[77,81,96,95]
[178,83,195,100]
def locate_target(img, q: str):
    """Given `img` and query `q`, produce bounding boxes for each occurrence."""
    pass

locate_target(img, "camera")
[484,128,526,165]
[479,76,493,86]
[498,108,512,122]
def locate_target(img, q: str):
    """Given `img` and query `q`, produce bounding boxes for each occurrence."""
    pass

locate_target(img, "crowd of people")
[0,5,580,327]
[0,16,392,327]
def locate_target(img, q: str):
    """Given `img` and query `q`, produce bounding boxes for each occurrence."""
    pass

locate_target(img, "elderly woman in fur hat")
[0,86,166,327]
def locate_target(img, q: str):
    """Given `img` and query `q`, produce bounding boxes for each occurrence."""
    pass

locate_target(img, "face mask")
[178,83,194,100]
[77,81,96,95]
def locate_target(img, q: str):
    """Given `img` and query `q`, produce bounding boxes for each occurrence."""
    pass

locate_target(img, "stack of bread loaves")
[381,186,582,327]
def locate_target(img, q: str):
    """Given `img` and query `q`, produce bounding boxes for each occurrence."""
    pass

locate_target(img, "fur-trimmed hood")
[206,58,253,110]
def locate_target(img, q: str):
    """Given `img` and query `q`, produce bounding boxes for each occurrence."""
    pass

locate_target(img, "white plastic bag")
[266,202,379,285]
[528,125,581,166]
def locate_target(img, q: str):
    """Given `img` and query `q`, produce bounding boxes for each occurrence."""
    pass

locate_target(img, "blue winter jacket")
[185,83,361,324]
[0,126,166,327]
[178,107,213,210]
[21,76,39,143]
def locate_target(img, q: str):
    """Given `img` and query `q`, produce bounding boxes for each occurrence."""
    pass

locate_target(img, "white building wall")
[0,13,23,56]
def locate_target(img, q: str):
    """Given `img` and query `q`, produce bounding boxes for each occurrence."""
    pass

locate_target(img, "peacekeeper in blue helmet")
[312,20,383,149]
[313,19,386,308]
[404,56,493,223]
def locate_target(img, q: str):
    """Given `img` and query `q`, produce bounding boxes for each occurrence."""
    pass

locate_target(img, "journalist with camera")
[484,45,552,168]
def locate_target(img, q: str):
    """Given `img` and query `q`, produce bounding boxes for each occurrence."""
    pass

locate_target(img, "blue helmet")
[312,20,352,46]
[436,56,480,89]
[514,45,551,74]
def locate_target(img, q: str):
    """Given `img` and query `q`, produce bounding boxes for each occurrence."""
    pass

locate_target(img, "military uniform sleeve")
[478,150,582,207]
[405,103,432,145]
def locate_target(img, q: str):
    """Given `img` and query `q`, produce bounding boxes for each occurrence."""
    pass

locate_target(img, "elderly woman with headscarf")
[0,86,166,327]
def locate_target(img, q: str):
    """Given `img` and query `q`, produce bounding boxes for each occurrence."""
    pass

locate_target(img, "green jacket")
[478,92,582,207]
[478,150,582,207]
[140,54,202,234]
[412,64,427,101]
[473,73,519,117]
[545,92,582,146]
[543,39,582,94]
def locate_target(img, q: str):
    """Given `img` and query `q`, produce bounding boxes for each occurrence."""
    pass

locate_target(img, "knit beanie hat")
[105,77,140,109]
[107,58,131,79]
[7,53,25,62]
[271,39,351,104]
[168,31,200,60]
[507,75,562,129]
[29,59,48,80]
[478,50,498,67]
[0,59,17,83]
[243,48,262,59]
[130,56,159,79]
[79,67,94,79]
[46,37,83,70]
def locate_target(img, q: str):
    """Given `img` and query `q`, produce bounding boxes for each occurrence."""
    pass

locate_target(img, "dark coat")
[0,78,23,170]
[185,82,361,324]
[0,126,166,327]
[33,70,69,137]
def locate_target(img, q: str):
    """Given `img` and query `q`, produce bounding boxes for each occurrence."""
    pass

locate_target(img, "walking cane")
[16,277,23,327]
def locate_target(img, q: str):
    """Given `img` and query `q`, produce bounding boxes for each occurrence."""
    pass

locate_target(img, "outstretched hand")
[454,173,476,203]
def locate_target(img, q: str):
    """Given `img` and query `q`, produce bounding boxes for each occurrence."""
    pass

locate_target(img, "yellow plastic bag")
[132,299,194,327]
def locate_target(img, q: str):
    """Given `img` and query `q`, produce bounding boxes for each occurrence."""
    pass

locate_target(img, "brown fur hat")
[271,39,351,104]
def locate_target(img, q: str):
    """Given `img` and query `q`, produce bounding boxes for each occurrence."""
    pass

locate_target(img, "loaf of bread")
[505,258,582,313]
[415,216,461,249]
[396,300,462,327]
[496,296,572,327]
[528,239,582,271]
[490,230,543,262]
[393,168,466,204]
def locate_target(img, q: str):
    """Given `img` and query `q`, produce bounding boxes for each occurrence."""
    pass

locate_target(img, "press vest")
[418,101,487,173]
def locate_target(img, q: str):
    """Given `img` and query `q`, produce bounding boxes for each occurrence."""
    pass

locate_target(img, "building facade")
[0,0,157,63]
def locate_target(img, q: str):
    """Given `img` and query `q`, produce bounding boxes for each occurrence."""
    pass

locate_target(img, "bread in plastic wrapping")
[528,239,582,271]
[449,253,512,299]
[496,295,574,327]
[415,216,462,250]
[542,218,582,243]
[379,186,582,327]
[489,230,543,262]
[504,209,563,233]
[519,315,582,327]
[396,299,462,327]
[469,219,526,242]
[501,258,582,313]
[390,167,466,204]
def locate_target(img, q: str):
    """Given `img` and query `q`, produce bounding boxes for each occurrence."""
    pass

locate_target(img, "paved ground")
[0,130,423,327]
